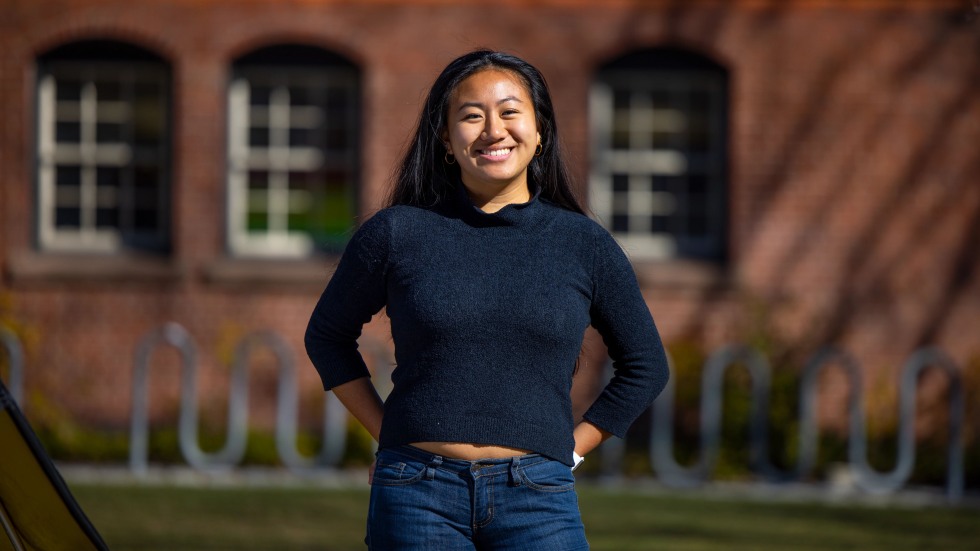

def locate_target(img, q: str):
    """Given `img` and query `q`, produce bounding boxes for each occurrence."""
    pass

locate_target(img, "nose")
[482,114,506,140]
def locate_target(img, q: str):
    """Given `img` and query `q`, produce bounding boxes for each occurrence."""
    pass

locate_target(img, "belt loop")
[425,455,443,480]
[509,455,522,487]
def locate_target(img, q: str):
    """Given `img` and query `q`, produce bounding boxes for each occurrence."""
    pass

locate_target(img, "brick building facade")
[1,0,978,449]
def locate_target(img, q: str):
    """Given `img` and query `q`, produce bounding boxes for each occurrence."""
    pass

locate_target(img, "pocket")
[370,454,427,487]
[516,459,576,493]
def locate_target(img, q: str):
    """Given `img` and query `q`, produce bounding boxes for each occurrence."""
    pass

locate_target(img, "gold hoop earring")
[444,151,456,165]
[534,143,543,157]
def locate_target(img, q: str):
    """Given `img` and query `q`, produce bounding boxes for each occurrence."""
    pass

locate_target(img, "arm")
[332,376,385,442]
[581,227,670,443]
[333,376,385,483]
[305,212,391,412]
[572,420,611,456]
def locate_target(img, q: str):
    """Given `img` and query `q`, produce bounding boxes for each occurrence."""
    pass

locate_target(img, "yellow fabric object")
[0,382,107,550]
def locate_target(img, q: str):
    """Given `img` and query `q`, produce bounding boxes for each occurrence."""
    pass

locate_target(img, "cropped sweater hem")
[305,183,669,467]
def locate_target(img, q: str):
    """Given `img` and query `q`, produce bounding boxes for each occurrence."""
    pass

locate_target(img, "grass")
[70,482,980,550]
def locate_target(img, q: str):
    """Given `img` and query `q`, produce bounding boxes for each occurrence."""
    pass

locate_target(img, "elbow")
[651,348,670,399]
[303,314,323,362]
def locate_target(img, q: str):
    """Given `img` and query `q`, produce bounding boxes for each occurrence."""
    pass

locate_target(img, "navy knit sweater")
[304,185,669,466]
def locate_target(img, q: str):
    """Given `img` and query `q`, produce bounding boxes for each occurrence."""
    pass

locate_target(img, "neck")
[462,180,531,213]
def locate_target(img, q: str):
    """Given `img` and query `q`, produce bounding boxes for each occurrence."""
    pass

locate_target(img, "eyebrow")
[456,96,524,112]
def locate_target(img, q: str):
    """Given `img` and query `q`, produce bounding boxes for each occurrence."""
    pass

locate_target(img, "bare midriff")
[410,441,532,460]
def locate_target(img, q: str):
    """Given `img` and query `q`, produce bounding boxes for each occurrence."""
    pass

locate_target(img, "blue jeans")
[367,445,589,550]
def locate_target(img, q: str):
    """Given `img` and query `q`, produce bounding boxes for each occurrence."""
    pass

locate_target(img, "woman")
[305,49,669,550]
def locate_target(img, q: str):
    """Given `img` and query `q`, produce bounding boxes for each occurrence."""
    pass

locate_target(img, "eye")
[462,113,482,121]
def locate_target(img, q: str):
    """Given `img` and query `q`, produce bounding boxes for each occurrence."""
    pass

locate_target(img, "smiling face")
[444,69,540,205]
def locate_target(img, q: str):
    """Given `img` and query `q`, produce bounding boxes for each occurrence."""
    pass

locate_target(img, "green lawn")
[71,483,979,550]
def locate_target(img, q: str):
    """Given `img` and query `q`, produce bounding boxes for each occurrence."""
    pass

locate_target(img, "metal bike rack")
[0,328,24,405]
[130,322,249,473]
[241,330,346,471]
[650,344,965,500]
[850,347,964,501]
[125,322,966,499]
[278,335,393,469]
[788,347,864,481]
[652,345,772,487]
[129,323,399,474]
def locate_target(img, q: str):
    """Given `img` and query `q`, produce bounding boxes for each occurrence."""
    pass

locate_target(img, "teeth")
[485,148,511,157]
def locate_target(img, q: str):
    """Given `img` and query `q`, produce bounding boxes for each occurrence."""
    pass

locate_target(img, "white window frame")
[36,61,169,253]
[590,70,726,262]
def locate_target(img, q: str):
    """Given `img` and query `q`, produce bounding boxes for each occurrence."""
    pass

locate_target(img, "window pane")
[687,215,708,237]
[56,80,83,101]
[95,167,120,229]
[249,126,269,147]
[324,88,352,149]
[96,207,119,228]
[133,209,157,231]
[249,170,269,189]
[325,127,348,149]
[613,89,630,110]
[319,169,355,239]
[56,122,81,143]
[133,83,164,146]
[56,165,82,193]
[650,214,669,233]
[54,165,82,230]
[287,171,314,233]
[612,214,630,233]
[96,122,124,143]
[688,174,707,195]
[688,91,712,152]
[55,207,81,228]
[289,127,315,148]
[249,85,271,106]
[285,169,355,247]
[247,171,269,232]
[133,166,160,208]
[612,173,629,192]
[289,86,313,106]
[96,166,120,193]
[96,80,122,101]
[247,207,268,232]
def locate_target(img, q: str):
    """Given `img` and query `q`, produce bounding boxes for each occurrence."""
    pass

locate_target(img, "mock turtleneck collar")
[444,182,544,228]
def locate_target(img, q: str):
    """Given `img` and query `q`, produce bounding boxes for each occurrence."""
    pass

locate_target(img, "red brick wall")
[1,0,978,435]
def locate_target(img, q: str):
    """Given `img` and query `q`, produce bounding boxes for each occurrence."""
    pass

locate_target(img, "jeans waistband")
[379,444,549,479]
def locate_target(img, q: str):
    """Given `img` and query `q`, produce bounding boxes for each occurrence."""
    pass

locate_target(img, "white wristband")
[571,451,585,471]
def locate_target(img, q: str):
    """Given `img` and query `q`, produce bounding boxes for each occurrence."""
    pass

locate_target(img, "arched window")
[591,48,728,263]
[36,40,171,253]
[227,44,360,258]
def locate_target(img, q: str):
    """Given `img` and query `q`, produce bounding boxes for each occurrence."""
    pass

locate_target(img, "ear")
[441,130,451,153]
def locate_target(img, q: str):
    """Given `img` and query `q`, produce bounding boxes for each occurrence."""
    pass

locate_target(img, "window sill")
[631,259,730,297]
[5,252,186,286]
[202,257,338,291]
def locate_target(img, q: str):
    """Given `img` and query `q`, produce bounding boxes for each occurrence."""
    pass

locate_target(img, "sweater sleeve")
[582,227,670,438]
[304,211,391,390]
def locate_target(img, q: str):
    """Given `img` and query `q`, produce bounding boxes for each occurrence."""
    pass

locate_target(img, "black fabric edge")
[0,379,110,550]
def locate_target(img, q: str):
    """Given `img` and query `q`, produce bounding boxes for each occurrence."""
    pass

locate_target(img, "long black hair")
[387,50,584,215]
